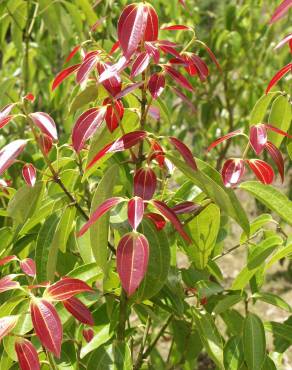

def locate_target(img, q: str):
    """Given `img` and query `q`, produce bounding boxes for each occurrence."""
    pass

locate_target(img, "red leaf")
[0,104,15,125]
[171,201,199,214]
[86,131,148,170]
[144,4,159,41]
[249,124,267,155]
[134,167,157,200]
[246,159,274,184]
[0,275,20,293]
[20,258,36,277]
[207,130,243,151]
[145,42,160,64]
[39,134,53,155]
[221,158,245,187]
[103,99,124,133]
[76,52,100,84]
[148,106,160,121]
[0,316,18,341]
[118,4,148,58]
[29,112,58,141]
[0,115,14,129]
[161,24,191,31]
[197,42,221,71]
[82,328,94,343]
[115,82,144,99]
[178,0,186,7]
[269,0,292,23]
[44,278,93,301]
[63,297,94,325]
[274,33,292,50]
[149,139,165,167]
[72,107,106,152]
[117,232,149,296]
[169,137,197,170]
[98,57,130,84]
[0,255,18,266]
[97,62,122,96]
[109,41,120,55]
[144,212,166,230]
[265,141,285,182]
[78,197,125,237]
[160,45,183,59]
[65,45,80,64]
[265,63,291,94]
[172,87,196,112]
[30,298,62,358]
[24,93,35,102]
[264,123,292,138]
[188,54,209,81]
[131,52,151,78]
[164,65,193,92]
[15,339,40,370]
[22,164,37,187]
[148,73,165,99]
[128,197,144,230]
[52,64,80,91]
[0,140,27,176]
[151,200,191,243]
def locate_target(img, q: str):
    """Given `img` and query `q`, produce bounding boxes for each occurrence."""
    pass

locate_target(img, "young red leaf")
[103,99,124,133]
[164,65,193,92]
[148,73,165,99]
[63,297,94,325]
[39,134,53,155]
[97,62,122,96]
[44,278,93,301]
[83,328,94,343]
[128,197,144,231]
[24,93,35,102]
[109,41,120,55]
[117,3,148,58]
[72,107,106,152]
[0,103,15,122]
[78,197,125,237]
[98,57,129,84]
[15,338,40,370]
[131,52,151,78]
[117,232,149,296]
[178,0,186,7]
[269,0,292,23]
[0,140,27,176]
[265,141,285,182]
[274,33,292,50]
[134,167,157,200]
[22,164,36,187]
[29,112,58,141]
[30,298,62,358]
[197,41,221,71]
[76,51,100,84]
[20,258,36,277]
[172,87,196,112]
[249,124,267,155]
[171,201,200,215]
[0,315,18,341]
[65,45,80,64]
[0,275,20,293]
[144,212,166,230]
[264,123,292,138]
[145,42,160,63]
[52,64,80,91]
[169,136,197,170]
[265,63,291,94]
[222,158,245,187]
[207,130,243,151]
[86,131,148,170]
[188,54,209,81]
[246,159,274,184]
[0,255,18,266]
[144,4,159,41]
[151,200,191,243]
[160,44,183,59]
[149,139,165,167]
[161,24,191,31]
[114,82,144,99]
[0,115,14,129]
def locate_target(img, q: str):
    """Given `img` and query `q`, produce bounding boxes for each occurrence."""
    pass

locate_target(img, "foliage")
[0,0,291,369]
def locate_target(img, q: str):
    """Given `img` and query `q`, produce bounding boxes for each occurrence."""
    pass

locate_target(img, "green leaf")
[167,155,249,234]
[67,263,101,284]
[195,280,223,298]
[253,292,291,312]
[90,164,119,270]
[88,342,132,370]
[69,84,102,114]
[35,213,60,282]
[239,181,292,226]
[56,206,76,253]
[224,336,244,370]
[7,182,44,226]
[0,227,13,253]
[240,213,274,243]
[262,355,277,370]
[265,243,292,270]
[214,294,244,314]
[268,95,292,147]
[185,203,220,269]
[243,313,266,370]
[193,310,224,369]
[80,325,112,359]
[249,92,280,125]
[264,321,292,343]
[134,219,170,301]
